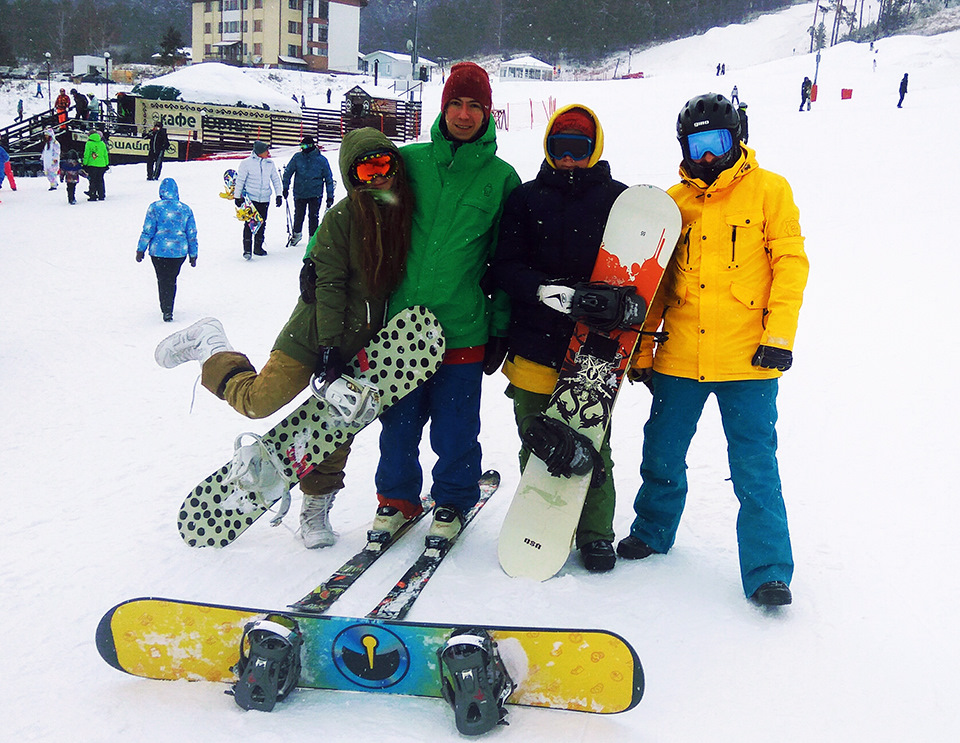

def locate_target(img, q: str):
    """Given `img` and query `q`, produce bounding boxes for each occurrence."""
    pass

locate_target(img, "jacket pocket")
[724,211,762,265]
[730,281,768,312]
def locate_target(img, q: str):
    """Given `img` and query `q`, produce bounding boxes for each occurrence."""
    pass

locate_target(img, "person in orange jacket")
[619,93,809,608]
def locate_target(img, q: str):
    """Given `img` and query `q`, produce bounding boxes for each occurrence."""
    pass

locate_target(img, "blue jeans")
[629,372,793,597]
[375,362,483,514]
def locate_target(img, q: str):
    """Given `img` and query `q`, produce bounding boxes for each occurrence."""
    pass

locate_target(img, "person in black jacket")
[144,120,170,181]
[897,73,909,108]
[489,105,628,573]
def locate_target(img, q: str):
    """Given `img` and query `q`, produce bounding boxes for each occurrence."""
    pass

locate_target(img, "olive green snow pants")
[505,384,616,548]
[202,349,350,496]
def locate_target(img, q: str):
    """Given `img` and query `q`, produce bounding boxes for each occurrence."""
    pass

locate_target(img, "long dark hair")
[349,154,413,298]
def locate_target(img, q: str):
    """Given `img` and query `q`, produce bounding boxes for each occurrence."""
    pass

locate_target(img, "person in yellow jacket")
[617,93,809,607]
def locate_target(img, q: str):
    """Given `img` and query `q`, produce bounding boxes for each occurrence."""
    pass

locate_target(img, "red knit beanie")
[551,108,596,139]
[441,62,493,116]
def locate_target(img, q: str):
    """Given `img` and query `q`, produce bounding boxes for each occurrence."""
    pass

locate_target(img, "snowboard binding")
[222,432,293,525]
[310,374,382,427]
[537,282,646,332]
[438,628,515,736]
[521,414,606,487]
[230,615,303,712]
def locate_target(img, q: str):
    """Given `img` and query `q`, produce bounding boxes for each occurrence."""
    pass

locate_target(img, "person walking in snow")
[154,128,414,550]
[35,82,43,98]
[730,85,739,105]
[82,129,109,200]
[489,104,628,573]
[59,149,82,205]
[737,101,749,143]
[370,62,520,546]
[897,73,909,108]
[144,119,170,181]
[0,144,10,192]
[800,76,812,111]
[282,135,335,246]
[40,128,61,190]
[617,93,809,608]
[87,93,100,122]
[136,177,198,322]
[16,99,24,122]
[235,141,283,259]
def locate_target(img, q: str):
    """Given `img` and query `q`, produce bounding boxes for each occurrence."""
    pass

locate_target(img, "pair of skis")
[291,470,501,620]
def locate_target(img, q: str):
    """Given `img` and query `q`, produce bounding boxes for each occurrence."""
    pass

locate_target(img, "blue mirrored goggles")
[547,133,594,162]
[686,128,734,160]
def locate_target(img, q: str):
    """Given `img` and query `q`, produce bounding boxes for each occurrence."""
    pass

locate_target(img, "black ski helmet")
[677,93,742,183]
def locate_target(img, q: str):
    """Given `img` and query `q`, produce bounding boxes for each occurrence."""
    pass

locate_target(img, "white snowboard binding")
[222,432,293,525]
[310,374,381,426]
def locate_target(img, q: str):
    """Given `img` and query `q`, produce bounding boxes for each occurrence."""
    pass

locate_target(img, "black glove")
[189,256,197,267]
[326,198,334,209]
[135,251,145,263]
[282,189,289,200]
[627,366,654,391]
[752,345,793,371]
[299,258,317,304]
[234,197,243,207]
[316,346,345,384]
[275,194,283,207]
[483,336,508,375]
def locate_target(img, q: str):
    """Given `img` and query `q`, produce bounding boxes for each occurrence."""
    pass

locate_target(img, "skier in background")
[800,76,812,111]
[136,177,198,322]
[71,88,89,121]
[16,99,24,122]
[153,129,414,550]
[730,85,739,105]
[490,104,628,573]
[898,73,909,108]
[737,101,749,143]
[618,93,809,608]
[235,141,283,259]
[82,129,109,200]
[282,135,335,246]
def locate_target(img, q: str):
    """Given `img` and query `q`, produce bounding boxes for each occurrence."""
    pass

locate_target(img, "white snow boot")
[427,506,463,542]
[289,231,302,246]
[300,492,337,549]
[154,317,234,368]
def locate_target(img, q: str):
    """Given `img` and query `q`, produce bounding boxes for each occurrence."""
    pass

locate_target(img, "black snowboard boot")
[751,581,792,607]
[580,540,616,572]
[616,534,657,560]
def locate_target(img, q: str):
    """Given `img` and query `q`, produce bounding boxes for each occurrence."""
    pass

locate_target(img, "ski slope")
[2,3,958,740]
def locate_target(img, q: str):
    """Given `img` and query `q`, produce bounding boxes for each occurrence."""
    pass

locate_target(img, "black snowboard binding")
[569,282,647,332]
[230,615,303,711]
[438,628,516,736]
[521,414,606,487]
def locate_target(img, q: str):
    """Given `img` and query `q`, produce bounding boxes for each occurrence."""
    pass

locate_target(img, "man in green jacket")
[83,130,109,201]
[373,62,520,543]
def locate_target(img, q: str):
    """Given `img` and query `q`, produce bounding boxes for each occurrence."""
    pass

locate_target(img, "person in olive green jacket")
[371,62,521,545]
[153,128,413,550]
[82,130,109,201]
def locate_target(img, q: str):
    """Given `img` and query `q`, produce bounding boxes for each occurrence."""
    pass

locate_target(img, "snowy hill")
[3,3,959,741]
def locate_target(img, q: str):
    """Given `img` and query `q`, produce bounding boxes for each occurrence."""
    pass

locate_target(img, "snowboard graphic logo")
[332,624,411,689]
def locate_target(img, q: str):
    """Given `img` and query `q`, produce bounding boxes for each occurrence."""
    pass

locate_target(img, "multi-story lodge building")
[191,0,367,73]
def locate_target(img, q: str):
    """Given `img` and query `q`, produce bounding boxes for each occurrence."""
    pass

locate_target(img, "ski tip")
[479,470,500,487]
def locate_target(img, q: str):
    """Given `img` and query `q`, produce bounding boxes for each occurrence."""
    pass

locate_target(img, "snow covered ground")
[3,3,959,740]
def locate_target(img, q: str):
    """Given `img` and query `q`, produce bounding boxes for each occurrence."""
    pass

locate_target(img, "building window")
[288,0,301,10]
[254,0,262,7]
[254,19,263,32]
[205,44,212,55]
[242,21,248,32]
[288,21,302,35]
[222,0,239,10]
[288,44,301,58]
[204,23,211,34]
[204,1,212,12]
[254,43,262,56]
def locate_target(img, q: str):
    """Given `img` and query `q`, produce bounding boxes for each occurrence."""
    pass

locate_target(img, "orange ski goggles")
[351,151,398,184]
